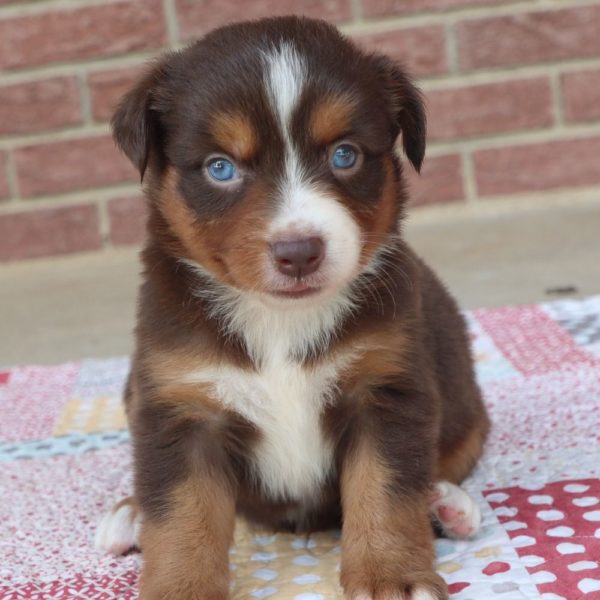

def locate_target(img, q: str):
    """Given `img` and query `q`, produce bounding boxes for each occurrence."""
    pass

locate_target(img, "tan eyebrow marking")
[309,94,357,146]
[210,112,258,161]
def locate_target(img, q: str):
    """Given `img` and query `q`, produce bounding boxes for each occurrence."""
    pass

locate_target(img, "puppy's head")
[113,17,425,307]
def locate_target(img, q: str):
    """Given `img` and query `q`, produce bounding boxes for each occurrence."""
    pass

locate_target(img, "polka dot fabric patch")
[485,479,600,599]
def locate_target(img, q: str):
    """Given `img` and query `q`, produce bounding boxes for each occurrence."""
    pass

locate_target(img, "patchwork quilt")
[1,296,600,599]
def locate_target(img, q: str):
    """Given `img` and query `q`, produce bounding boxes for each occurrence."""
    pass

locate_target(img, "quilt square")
[473,305,600,376]
[485,479,600,599]
[0,364,79,443]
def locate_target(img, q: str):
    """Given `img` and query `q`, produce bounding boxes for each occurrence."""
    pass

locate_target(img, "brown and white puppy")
[95,16,489,600]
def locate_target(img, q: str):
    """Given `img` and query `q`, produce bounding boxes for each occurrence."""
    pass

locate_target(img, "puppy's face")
[113,17,426,306]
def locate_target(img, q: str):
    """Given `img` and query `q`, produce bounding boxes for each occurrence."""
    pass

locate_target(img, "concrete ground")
[2,199,599,367]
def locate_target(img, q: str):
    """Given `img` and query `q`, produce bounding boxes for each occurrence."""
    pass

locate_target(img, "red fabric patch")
[0,571,138,598]
[483,561,511,576]
[448,581,471,593]
[0,371,9,385]
[474,305,599,375]
[485,479,600,598]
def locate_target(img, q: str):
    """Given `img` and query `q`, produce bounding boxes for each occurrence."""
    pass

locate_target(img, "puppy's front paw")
[345,573,448,600]
[351,589,443,600]
[430,481,481,539]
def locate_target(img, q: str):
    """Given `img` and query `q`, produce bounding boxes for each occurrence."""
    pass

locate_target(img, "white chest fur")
[183,279,356,501]
[184,356,341,501]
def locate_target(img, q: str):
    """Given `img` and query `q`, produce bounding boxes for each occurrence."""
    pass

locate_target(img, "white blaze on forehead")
[264,42,307,194]
[265,42,306,136]
[264,43,362,289]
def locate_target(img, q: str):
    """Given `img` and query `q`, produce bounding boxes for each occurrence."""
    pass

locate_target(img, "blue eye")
[331,144,358,170]
[207,157,238,182]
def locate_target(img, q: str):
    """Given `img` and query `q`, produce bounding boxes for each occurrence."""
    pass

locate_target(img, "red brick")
[108,194,147,246]
[14,135,138,198]
[427,78,553,141]
[355,26,447,77]
[0,77,82,135]
[0,204,102,262]
[406,154,464,206]
[0,0,166,71]
[0,152,9,200]
[457,6,600,70]
[562,69,600,124]
[88,66,145,122]
[474,137,600,197]
[364,0,501,18]
[175,0,351,40]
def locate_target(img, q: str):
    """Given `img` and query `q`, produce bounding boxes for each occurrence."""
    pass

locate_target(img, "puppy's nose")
[270,237,325,277]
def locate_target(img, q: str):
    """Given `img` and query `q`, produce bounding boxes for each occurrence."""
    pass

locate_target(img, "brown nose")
[270,237,325,277]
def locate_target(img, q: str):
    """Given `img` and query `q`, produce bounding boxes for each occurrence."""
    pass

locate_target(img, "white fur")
[180,257,358,501]
[410,590,438,600]
[182,357,352,502]
[182,258,356,362]
[263,43,363,295]
[94,502,141,555]
[431,481,481,539]
[264,42,306,195]
[267,184,363,297]
[354,591,435,600]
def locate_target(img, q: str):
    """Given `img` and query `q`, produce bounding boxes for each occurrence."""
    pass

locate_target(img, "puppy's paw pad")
[431,481,481,539]
[94,499,141,555]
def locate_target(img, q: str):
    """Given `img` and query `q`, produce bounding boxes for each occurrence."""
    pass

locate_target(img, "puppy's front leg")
[340,389,447,600]
[139,474,235,600]
[134,402,237,600]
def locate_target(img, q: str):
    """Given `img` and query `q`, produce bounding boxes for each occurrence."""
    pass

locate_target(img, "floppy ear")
[375,56,427,173]
[111,63,166,181]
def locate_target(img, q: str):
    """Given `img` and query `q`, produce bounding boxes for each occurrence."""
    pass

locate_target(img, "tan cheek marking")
[159,167,271,293]
[309,94,356,146]
[211,111,258,162]
[217,181,272,291]
[357,157,400,269]
[373,158,399,235]
[139,477,235,598]
[158,167,232,283]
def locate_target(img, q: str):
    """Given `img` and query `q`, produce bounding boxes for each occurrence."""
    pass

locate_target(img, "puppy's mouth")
[269,281,322,299]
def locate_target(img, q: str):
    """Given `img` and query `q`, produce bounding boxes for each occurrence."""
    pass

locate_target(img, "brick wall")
[1,0,600,261]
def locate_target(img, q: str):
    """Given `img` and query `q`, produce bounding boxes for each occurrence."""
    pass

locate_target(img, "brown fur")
[340,438,446,598]
[105,16,490,600]
[436,412,489,484]
[309,94,356,145]
[139,477,235,599]
[211,111,258,162]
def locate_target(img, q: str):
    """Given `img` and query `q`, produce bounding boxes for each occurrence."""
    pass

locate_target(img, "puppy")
[95,16,489,600]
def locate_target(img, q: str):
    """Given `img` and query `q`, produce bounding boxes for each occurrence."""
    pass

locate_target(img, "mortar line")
[96,196,112,247]
[163,0,180,47]
[444,22,459,74]
[4,149,20,202]
[461,151,478,206]
[350,0,363,23]
[77,69,93,125]
[549,69,565,129]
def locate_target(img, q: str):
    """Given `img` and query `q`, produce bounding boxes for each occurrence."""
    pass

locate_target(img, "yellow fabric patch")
[53,396,126,435]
